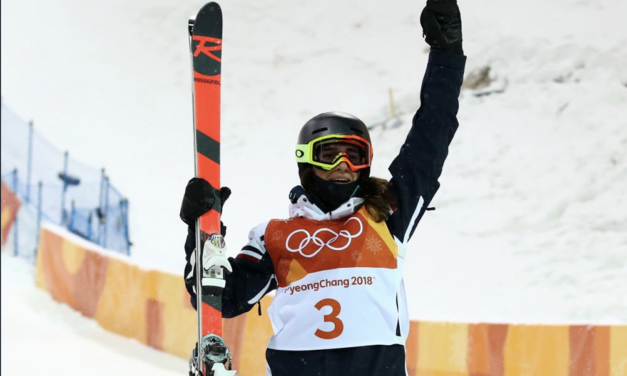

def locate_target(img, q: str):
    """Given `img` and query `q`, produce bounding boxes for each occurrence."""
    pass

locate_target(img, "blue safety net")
[1,102,131,259]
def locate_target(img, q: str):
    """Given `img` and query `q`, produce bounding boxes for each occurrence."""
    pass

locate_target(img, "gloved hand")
[420,0,463,55]
[180,177,231,227]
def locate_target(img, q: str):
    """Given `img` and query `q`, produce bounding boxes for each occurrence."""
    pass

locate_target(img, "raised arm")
[386,0,466,244]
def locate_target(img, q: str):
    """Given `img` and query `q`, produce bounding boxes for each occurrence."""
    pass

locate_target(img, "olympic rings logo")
[285,217,363,258]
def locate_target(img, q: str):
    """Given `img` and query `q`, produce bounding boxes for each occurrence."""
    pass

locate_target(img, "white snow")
[2,2,627,370]
[0,252,187,375]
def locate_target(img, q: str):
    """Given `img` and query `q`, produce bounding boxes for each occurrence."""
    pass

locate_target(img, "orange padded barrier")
[35,225,197,358]
[35,225,627,376]
[1,181,21,247]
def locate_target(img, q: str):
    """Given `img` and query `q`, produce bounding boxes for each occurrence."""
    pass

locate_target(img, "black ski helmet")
[295,111,373,183]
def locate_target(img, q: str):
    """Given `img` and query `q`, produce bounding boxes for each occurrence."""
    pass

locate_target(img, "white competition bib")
[264,207,408,350]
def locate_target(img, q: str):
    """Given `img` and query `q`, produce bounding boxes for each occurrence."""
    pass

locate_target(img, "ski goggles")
[295,135,373,171]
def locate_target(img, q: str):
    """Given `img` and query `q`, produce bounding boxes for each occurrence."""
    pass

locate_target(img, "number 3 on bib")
[315,298,344,339]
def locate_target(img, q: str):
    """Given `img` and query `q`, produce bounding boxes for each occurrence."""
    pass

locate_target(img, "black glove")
[180,177,231,227]
[420,0,463,55]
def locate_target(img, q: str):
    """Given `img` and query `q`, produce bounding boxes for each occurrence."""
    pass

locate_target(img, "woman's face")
[312,161,360,184]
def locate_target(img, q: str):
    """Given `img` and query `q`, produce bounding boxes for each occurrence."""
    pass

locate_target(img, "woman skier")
[181,1,466,375]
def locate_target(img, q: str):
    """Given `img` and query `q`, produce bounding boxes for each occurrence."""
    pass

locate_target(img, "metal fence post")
[35,181,43,260]
[102,176,110,249]
[87,211,93,240]
[69,200,75,233]
[60,151,69,224]
[26,120,34,204]
[98,168,106,246]
[12,169,19,257]
[120,198,131,255]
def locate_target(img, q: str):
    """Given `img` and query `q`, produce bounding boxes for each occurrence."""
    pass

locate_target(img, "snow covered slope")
[0,253,187,375]
[2,0,626,323]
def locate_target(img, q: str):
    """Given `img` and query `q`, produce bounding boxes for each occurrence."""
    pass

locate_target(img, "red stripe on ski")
[196,151,220,237]
[196,151,220,185]
[199,209,221,237]
[196,149,220,236]
[194,73,221,142]
[202,302,223,336]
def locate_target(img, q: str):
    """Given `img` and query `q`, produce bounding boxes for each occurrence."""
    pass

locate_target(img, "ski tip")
[192,2,223,39]
[190,2,221,35]
[199,2,222,16]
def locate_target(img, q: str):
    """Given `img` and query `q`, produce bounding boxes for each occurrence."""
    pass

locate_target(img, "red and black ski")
[188,3,235,375]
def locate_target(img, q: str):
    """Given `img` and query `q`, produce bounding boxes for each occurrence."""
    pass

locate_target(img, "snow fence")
[1,102,131,258]
[35,224,627,376]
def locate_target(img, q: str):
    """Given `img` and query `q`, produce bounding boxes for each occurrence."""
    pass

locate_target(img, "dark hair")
[360,177,397,223]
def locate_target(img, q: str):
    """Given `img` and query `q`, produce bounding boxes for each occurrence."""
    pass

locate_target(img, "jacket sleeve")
[183,222,277,318]
[386,49,466,244]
